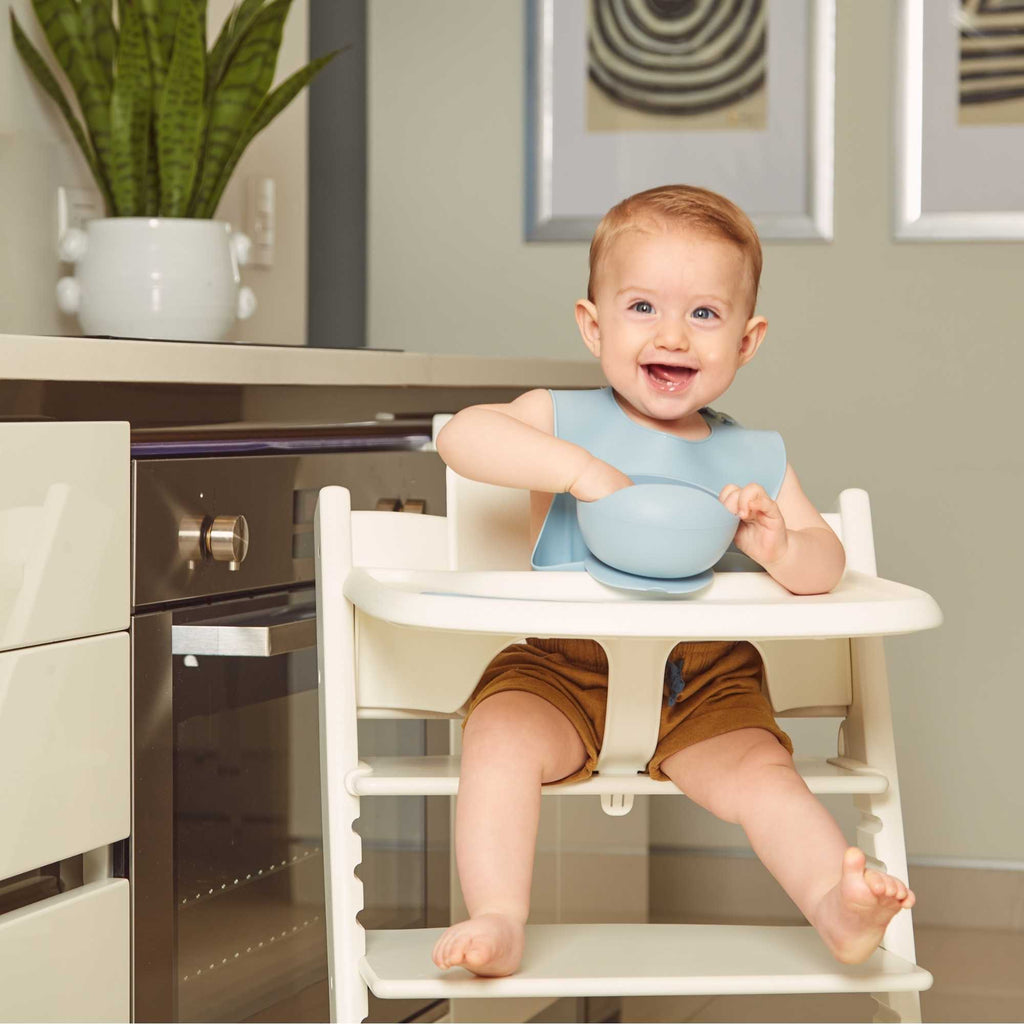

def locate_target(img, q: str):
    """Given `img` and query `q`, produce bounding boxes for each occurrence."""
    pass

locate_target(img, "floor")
[618,926,1024,1023]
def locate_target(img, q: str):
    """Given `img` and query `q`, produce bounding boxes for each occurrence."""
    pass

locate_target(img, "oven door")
[133,589,448,1024]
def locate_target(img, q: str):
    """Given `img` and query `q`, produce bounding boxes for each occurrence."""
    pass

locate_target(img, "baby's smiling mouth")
[643,363,696,392]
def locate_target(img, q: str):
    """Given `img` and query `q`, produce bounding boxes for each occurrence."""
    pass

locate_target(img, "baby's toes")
[448,932,472,965]
[864,870,887,898]
[464,937,491,968]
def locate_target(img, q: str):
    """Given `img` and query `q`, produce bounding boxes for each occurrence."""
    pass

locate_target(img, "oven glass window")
[174,639,328,1023]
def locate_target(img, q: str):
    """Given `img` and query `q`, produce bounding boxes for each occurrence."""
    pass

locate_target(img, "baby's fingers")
[736,484,779,521]
[719,484,742,515]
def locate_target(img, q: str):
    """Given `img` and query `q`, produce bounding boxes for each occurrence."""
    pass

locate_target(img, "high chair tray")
[360,923,933,999]
[344,569,942,640]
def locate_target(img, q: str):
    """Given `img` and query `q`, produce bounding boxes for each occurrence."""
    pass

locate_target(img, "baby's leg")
[660,728,915,964]
[432,691,587,976]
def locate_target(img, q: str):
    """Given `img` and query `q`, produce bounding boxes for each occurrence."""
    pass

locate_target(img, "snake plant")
[10,0,340,218]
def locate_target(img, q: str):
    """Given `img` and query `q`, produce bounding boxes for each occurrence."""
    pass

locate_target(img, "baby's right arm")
[436,389,632,501]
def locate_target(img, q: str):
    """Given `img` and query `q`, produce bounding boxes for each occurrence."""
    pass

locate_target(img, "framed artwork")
[896,0,1024,239]
[525,0,836,242]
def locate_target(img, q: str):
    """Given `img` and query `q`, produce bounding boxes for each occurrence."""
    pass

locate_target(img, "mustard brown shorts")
[463,638,792,785]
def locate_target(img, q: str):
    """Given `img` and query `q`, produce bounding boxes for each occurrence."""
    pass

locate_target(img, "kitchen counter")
[0,334,603,388]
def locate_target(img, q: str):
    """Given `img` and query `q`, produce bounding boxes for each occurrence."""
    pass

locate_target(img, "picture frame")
[525,0,836,242]
[895,0,1024,240]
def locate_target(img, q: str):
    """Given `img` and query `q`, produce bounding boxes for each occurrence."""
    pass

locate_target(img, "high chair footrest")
[347,755,888,796]
[360,923,932,1000]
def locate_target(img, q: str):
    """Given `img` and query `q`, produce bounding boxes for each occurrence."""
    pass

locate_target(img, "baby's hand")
[719,482,789,568]
[570,457,633,502]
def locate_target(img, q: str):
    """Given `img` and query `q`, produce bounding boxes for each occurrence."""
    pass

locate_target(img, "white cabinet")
[0,421,129,652]
[0,632,130,879]
[0,422,130,1023]
[0,880,130,1023]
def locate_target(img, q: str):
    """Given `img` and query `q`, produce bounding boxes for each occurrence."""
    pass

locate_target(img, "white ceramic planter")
[56,218,256,342]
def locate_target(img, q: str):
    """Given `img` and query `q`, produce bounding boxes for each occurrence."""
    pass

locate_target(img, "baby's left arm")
[719,464,846,595]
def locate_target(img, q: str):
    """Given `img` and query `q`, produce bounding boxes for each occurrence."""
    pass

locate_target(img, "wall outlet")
[56,186,105,254]
[245,175,276,267]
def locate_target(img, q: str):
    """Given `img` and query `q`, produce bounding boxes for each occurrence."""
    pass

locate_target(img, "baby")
[432,184,915,977]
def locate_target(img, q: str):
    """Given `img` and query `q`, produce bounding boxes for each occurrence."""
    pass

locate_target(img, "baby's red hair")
[587,185,763,311]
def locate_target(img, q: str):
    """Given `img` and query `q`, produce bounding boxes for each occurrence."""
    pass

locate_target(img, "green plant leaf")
[30,0,115,198]
[9,8,115,214]
[206,0,264,98]
[137,0,167,93]
[194,0,207,53]
[156,0,205,217]
[79,0,117,91]
[201,48,341,219]
[144,124,161,215]
[188,0,290,217]
[109,0,151,215]
[157,0,184,68]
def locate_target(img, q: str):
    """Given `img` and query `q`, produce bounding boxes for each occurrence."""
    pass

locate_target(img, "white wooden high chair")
[314,465,942,1024]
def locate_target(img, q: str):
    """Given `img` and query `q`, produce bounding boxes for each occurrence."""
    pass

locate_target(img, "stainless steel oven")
[130,422,450,1023]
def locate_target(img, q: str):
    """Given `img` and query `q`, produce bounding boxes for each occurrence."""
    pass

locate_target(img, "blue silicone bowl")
[576,475,739,579]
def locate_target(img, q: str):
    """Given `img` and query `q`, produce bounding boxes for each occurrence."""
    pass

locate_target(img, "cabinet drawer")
[0,422,128,653]
[0,879,129,1023]
[0,633,129,880]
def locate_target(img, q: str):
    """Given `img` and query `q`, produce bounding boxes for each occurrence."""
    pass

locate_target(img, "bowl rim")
[578,477,738,528]
[588,475,727,504]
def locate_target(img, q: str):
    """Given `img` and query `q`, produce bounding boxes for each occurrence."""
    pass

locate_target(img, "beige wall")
[368,1,1024,865]
[0,0,309,345]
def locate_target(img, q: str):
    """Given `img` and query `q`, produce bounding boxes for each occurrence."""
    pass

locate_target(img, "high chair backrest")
[350,506,450,571]
[445,470,532,570]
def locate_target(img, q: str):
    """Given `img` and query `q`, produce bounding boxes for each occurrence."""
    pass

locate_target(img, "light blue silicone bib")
[530,387,787,575]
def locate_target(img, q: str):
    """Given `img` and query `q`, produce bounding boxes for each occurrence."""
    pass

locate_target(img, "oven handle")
[171,602,316,657]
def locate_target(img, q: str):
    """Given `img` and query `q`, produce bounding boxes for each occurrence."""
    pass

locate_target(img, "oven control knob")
[207,515,249,571]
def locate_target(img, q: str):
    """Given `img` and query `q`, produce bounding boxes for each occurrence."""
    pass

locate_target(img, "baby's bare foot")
[431,912,525,977]
[814,847,916,964]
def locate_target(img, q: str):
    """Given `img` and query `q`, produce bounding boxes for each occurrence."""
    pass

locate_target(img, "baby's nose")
[657,319,690,348]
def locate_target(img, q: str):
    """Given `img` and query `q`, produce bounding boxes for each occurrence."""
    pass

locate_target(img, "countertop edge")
[0,335,604,388]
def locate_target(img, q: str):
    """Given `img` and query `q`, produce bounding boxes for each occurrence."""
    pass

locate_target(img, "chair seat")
[345,568,942,640]
[360,923,932,1000]
[347,755,888,797]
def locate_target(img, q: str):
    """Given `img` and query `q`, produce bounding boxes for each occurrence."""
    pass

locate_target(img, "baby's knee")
[734,732,794,776]
[463,690,586,779]
[465,690,539,734]
[670,730,795,823]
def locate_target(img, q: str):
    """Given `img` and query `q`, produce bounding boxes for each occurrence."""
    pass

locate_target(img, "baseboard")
[650,847,1024,931]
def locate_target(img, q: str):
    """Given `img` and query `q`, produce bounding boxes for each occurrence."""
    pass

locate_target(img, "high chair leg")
[315,487,369,1023]
[872,990,922,1023]
[840,636,921,1024]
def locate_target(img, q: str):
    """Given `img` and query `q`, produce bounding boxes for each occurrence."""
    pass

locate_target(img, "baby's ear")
[575,299,601,357]
[738,315,768,364]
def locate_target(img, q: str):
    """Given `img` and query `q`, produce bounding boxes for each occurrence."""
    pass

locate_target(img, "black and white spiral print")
[960,0,1024,107]
[587,0,767,117]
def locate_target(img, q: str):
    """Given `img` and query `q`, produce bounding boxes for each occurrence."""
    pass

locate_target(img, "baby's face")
[579,225,764,433]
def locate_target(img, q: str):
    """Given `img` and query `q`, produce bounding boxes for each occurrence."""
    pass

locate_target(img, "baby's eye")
[630,300,654,314]
[692,306,718,321]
